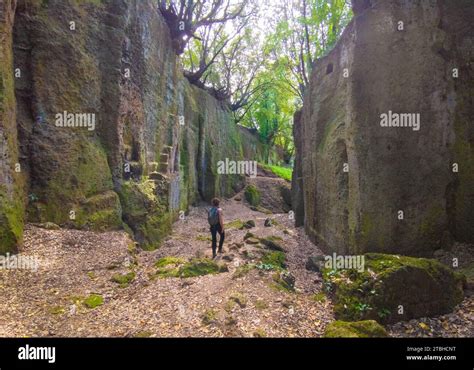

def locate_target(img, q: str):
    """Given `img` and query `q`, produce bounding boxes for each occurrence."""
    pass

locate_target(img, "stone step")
[162,145,173,155]
[125,161,143,180]
[158,162,169,173]
[147,161,159,173]
[149,171,168,182]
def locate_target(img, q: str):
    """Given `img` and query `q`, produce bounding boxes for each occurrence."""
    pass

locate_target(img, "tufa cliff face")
[0,0,23,254]
[293,0,474,256]
[0,0,268,252]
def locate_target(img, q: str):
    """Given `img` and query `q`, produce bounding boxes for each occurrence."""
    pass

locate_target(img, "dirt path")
[0,196,333,337]
[1,188,472,337]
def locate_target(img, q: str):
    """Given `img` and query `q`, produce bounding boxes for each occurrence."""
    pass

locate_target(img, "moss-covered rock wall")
[294,0,474,256]
[0,0,24,254]
[0,0,269,253]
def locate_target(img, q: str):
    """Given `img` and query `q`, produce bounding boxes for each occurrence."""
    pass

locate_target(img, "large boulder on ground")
[118,181,173,250]
[324,320,388,338]
[259,236,286,252]
[306,255,326,272]
[323,253,464,324]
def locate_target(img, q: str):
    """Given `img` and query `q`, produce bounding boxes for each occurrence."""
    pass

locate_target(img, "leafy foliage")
[168,0,353,162]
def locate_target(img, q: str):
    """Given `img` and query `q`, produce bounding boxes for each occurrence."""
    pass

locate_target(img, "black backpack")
[208,207,219,226]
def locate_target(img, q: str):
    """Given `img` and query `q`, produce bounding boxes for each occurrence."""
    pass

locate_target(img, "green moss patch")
[154,257,186,268]
[119,181,173,250]
[154,257,227,279]
[201,309,218,326]
[0,188,24,254]
[196,235,212,242]
[179,258,228,278]
[225,219,245,229]
[312,292,327,303]
[83,294,104,309]
[225,219,256,230]
[111,272,136,288]
[245,185,261,206]
[258,163,293,181]
[258,251,287,270]
[233,263,255,279]
[255,300,269,310]
[134,331,153,338]
[324,320,388,338]
[253,328,267,338]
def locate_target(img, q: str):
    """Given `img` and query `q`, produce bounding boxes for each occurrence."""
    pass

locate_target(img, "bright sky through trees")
[160,0,352,163]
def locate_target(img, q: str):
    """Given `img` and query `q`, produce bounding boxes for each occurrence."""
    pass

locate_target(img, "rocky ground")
[0,191,472,338]
[0,195,334,337]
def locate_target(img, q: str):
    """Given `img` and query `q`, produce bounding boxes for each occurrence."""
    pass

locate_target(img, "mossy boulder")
[119,180,173,250]
[323,253,464,324]
[324,320,388,338]
[179,258,228,278]
[272,270,295,292]
[245,237,260,245]
[244,232,255,240]
[259,236,286,252]
[75,191,122,231]
[225,219,255,230]
[244,220,255,228]
[245,185,261,206]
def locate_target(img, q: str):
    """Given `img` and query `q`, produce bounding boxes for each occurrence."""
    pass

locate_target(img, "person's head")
[211,198,220,207]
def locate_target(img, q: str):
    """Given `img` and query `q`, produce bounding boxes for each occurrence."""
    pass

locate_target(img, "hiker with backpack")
[208,198,225,259]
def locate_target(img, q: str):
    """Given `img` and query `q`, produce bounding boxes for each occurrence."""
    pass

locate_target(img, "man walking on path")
[208,198,225,258]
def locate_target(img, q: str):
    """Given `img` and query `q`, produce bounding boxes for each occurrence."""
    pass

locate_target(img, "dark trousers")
[210,224,225,255]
